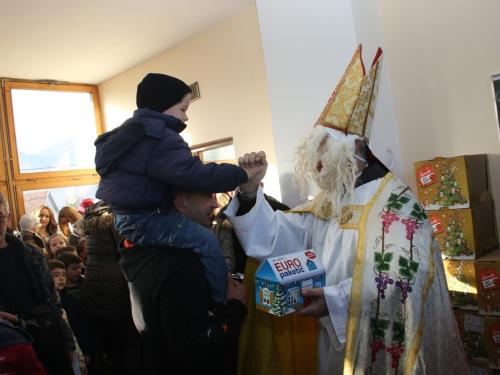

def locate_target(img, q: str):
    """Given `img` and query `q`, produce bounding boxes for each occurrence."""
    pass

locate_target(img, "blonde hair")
[58,206,82,237]
[293,126,358,220]
[32,205,58,235]
[47,233,69,259]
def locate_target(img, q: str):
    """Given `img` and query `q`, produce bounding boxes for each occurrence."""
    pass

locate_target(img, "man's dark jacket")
[0,234,75,374]
[94,109,247,213]
[119,242,248,374]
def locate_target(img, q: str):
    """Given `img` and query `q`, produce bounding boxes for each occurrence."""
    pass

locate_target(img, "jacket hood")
[94,110,186,176]
[79,201,115,235]
[118,242,165,283]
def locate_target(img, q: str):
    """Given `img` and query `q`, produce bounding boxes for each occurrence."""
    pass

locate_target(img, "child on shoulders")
[95,73,263,304]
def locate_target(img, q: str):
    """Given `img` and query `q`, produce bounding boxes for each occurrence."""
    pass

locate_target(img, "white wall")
[378,0,500,233]
[98,6,282,200]
[257,0,500,239]
[350,0,403,178]
[255,0,359,207]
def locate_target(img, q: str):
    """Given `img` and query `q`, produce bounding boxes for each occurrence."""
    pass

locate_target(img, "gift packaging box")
[427,200,498,260]
[254,249,325,316]
[454,309,489,362]
[474,250,500,316]
[485,316,500,370]
[443,260,478,309]
[467,359,494,375]
[414,155,490,211]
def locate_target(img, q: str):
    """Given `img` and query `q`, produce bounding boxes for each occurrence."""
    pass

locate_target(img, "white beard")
[311,144,357,219]
[294,125,359,220]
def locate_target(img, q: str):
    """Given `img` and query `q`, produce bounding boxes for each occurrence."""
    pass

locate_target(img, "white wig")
[293,126,361,220]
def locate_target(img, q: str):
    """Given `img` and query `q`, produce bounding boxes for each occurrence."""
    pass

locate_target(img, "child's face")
[50,268,66,293]
[163,94,190,123]
[49,236,67,255]
[66,263,81,282]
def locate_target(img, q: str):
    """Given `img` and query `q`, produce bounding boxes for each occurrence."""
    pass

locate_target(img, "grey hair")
[0,193,10,213]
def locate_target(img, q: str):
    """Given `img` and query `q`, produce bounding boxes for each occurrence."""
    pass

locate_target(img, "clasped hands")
[238,151,267,194]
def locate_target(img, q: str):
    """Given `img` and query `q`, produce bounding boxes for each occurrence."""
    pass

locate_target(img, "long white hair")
[293,126,359,220]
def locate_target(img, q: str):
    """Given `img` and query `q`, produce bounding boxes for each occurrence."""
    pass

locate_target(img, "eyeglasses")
[0,213,9,222]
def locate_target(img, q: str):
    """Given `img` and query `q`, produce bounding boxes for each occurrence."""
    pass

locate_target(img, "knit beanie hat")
[136,73,191,113]
[19,214,39,231]
[78,198,94,215]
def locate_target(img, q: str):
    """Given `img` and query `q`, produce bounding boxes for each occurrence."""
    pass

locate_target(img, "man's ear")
[173,194,187,215]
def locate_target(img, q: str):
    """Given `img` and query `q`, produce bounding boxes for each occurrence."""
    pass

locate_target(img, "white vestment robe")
[226,173,467,374]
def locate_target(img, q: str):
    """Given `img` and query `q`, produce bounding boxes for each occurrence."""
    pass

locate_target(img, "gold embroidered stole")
[344,173,435,374]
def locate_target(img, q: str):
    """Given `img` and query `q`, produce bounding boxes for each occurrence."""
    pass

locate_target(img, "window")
[287,287,300,305]
[0,79,102,226]
[263,288,271,305]
[191,137,235,165]
[11,88,98,173]
[23,184,97,217]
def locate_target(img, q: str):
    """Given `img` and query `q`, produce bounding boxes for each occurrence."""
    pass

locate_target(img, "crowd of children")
[4,72,282,375]
[14,204,96,374]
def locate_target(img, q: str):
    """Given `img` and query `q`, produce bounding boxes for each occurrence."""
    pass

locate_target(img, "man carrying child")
[94,73,255,373]
[119,190,248,374]
[95,73,262,305]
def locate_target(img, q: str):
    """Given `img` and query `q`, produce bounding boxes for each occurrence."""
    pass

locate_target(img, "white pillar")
[256,0,402,207]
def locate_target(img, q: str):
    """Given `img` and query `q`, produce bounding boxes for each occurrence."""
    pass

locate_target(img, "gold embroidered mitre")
[315,45,383,144]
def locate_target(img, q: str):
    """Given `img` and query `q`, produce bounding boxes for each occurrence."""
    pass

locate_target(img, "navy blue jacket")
[60,288,91,356]
[95,109,248,213]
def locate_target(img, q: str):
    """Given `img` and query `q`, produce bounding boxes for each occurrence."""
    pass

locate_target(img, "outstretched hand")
[226,273,248,306]
[239,151,267,193]
[294,288,328,319]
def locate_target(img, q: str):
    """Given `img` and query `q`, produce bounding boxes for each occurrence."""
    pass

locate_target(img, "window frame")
[2,80,102,180]
[0,78,102,226]
[191,137,236,165]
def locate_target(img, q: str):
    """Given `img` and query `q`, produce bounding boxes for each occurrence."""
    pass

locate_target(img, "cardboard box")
[485,316,500,369]
[414,154,490,210]
[444,260,478,309]
[455,309,489,362]
[255,250,325,316]
[475,250,500,316]
[428,200,498,260]
[468,359,494,375]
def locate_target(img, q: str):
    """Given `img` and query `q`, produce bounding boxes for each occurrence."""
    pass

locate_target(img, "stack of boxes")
[414,154,499,374]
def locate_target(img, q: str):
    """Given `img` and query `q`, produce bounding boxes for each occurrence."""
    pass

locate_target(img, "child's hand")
[239,151,267,193]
